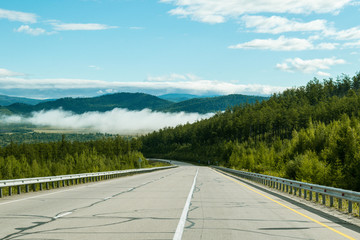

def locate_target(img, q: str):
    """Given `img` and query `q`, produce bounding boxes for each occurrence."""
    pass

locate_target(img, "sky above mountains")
[1,0,360,99]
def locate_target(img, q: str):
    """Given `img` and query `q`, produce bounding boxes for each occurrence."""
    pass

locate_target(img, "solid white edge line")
[173,168,199,240]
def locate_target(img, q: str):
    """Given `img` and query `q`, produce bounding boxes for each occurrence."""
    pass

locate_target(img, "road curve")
[0,163,359,240]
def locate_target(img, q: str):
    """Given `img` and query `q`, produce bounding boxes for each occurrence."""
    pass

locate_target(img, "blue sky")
[1,0,360,99]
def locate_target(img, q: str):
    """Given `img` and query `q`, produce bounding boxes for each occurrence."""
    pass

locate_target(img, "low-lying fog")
[1,108,214,134]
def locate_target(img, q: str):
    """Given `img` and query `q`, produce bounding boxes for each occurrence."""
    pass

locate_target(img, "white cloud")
[0,68,24,77]
[276,57,346,75]
[229,36,313,51]
[52,23,118,31]
[317,42,339,50]
[241,15,328,34]
[317,71,331,77]
[0,76,286,96]
[326,26,360,40]
[161,0,351,24]
[0,108,214,134]
[229,36,338,51]
[0,8,37,23]
[344,40,360,48]
[15,25,47,36]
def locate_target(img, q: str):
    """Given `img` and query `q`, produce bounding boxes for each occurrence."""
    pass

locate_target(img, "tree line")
[0,136,146,179]
[141,73,360,191]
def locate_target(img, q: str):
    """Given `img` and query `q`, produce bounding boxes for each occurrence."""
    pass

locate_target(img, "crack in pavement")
[1,168,182,240]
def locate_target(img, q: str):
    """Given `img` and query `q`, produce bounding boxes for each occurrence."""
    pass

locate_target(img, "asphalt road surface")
[1,161,360,240]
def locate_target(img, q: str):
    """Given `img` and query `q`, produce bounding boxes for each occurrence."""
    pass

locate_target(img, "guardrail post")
[316,192,319,202]
[8,187,12,196]
[348,201,353,213]
[330,196,334,207]
[33,184,36,192]
[290,186,293,194]
[309,191,312,201]
[26,185,29,193]
[304,189,307,199]
[299,188,302,197]
[52,182,55,189]
[39,183,43,191]
[57,181,60,188]
[286,185,288,193]
[0,187,2,198]
[339,198,342,210]
[17,186,21,194]
[46,182,49,190]
[322,194,326,205]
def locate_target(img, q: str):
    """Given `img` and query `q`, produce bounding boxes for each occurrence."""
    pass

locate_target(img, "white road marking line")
[54,211,72,219]
[173,168,199,240]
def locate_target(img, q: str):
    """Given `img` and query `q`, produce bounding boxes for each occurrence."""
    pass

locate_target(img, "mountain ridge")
[1,92,268,115]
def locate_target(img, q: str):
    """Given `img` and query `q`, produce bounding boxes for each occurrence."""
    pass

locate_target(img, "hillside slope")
[0,94,46,106]
[141,73,360,191]
[5,92,173,114]
[161,94,268,113]
[2,92,266,115]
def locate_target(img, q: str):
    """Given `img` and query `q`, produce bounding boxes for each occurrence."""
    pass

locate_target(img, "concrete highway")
[1,161,360,240]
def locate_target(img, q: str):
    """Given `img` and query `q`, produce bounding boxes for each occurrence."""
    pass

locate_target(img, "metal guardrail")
[0,166,176,198]
[213,166,360,216]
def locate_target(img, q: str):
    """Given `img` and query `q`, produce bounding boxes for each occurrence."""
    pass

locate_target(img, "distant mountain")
[5,92,173,115]
[0,94,48,106]
[158,94,219,103]
[161,94,268,114]
[1,92,268,115]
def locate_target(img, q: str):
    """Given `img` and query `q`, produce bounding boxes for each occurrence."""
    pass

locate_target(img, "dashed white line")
[54,211,72,219]
[173,168,199,240]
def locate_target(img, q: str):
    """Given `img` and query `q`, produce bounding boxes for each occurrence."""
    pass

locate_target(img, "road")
[1,162,360,240]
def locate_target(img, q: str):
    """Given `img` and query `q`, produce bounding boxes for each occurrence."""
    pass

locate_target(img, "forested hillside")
[5,93,172,114]
[160,94,268,113]
[1,92,267,115]
[141,73,360,191]
[0,95,46,106]
[0,136,145,179]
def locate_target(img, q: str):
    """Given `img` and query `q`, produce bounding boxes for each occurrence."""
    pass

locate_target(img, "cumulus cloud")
[344,41,360,48]
[229,36,338,51]
[161,0,351,24]
[241,15,328,34]
[15,25,47,36]
[276,57,346,76]
[0,8,37,23]
[325,26,360,40]
[51,22,118,31]
[0,108,214,134]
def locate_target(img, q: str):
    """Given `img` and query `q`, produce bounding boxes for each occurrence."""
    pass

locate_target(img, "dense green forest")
[159,94,268,114]
[1,92,267,115]
[141,73,360,191]
[0,132,115,147]
[0,136,146,180]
